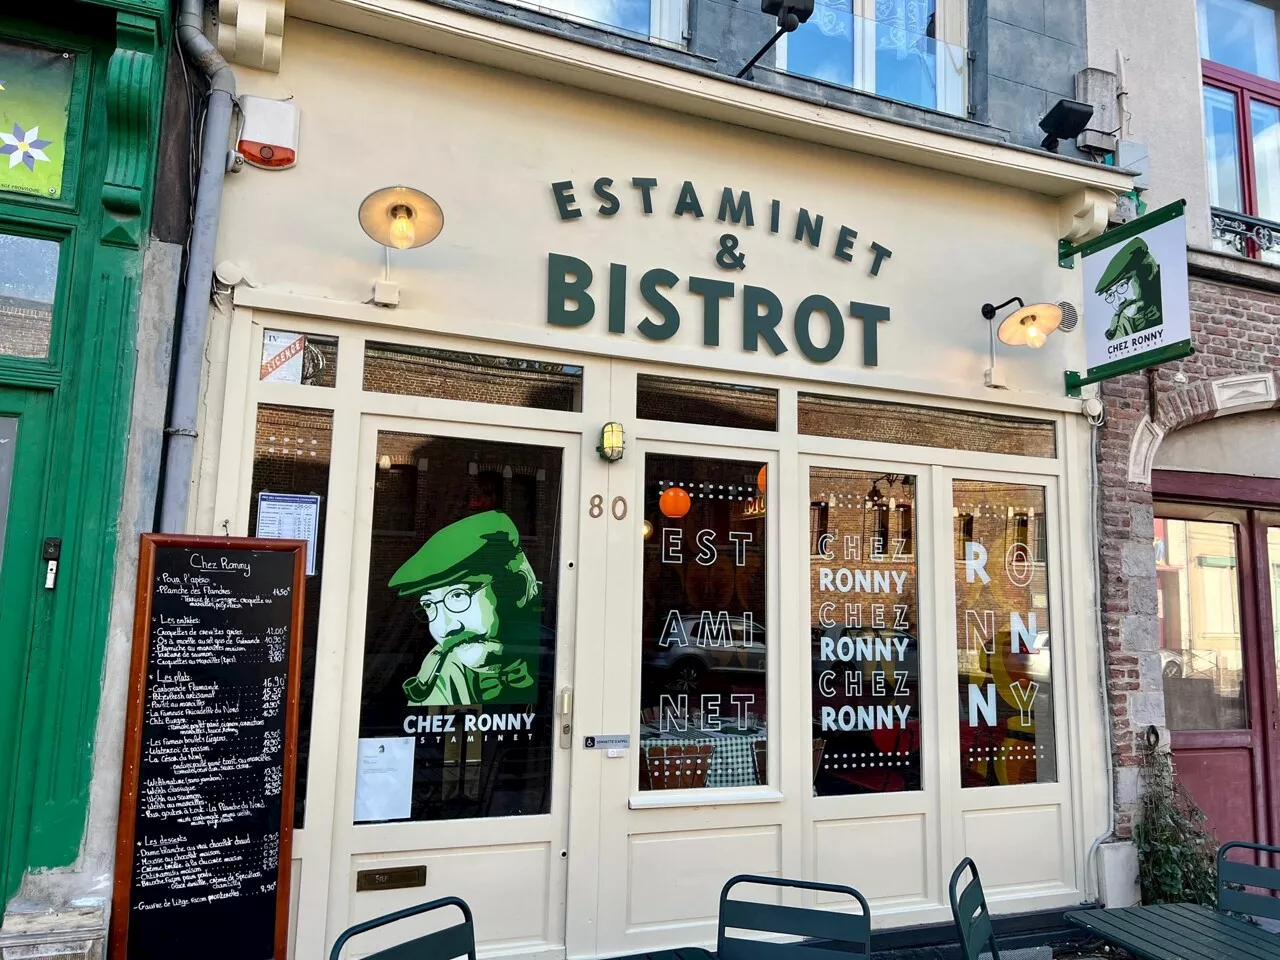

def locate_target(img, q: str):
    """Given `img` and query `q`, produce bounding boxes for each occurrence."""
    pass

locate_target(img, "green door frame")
[0,389,52,890]
[0,0,169,902]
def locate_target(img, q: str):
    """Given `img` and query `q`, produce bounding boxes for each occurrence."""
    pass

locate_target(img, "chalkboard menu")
[110,535,305,960]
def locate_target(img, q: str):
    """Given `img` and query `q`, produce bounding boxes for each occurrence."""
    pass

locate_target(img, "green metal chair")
[328,896,476,960]
[949,858,999,960]
[718,874,872,960]
[1217,840,1280,923]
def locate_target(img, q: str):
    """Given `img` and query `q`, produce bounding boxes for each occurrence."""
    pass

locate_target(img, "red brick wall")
[1098,268,1280,835]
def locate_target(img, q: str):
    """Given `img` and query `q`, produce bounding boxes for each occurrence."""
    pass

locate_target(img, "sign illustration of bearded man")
[390,511,542,706]
[1097,236,1163,341]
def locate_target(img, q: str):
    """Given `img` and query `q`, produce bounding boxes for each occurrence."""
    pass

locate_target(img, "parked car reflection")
[645,615,766,693]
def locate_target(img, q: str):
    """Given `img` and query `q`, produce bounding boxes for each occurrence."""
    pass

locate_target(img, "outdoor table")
[1064,902,1280,960]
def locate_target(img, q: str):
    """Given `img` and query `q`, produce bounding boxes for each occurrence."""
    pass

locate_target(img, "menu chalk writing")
[111,536,305,960]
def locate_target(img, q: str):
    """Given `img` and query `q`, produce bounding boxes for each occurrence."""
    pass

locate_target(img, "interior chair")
[642,742,714,789]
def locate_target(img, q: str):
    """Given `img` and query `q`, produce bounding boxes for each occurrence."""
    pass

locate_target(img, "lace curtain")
[876,0,935,58]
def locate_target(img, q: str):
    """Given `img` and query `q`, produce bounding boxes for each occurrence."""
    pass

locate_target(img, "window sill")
[629,788,784,809]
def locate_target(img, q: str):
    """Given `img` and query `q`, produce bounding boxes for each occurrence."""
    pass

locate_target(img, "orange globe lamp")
[659,487,692,518]
[757,465,767,494]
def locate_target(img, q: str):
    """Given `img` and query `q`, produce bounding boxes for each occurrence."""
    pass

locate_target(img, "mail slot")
[356,865,427,892]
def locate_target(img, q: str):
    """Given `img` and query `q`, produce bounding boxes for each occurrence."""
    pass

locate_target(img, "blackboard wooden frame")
[109,534,306,960]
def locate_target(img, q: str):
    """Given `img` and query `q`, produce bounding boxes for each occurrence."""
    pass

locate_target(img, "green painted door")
[0,386,50,883]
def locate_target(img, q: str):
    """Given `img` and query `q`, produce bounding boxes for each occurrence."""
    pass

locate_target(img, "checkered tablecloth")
[639,727,767,788]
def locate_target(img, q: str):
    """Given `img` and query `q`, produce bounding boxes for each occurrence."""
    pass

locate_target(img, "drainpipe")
[159,0,236,533]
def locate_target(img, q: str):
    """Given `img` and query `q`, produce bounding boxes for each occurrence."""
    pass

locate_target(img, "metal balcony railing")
[1211,207,1280,259]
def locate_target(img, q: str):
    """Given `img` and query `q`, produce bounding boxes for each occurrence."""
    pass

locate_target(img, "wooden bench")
[1064,840,1280,960]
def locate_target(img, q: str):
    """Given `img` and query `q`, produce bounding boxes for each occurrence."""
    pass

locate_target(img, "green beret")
[389,511,522,595]
[1096,237,1150,293]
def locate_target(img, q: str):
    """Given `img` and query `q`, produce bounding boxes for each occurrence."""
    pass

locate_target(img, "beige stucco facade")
[189,6,1135,957]
[1085,0,1212,247]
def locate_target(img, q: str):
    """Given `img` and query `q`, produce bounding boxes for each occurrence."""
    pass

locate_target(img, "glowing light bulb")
[1024,323,1047,349]
[388,205,416,249]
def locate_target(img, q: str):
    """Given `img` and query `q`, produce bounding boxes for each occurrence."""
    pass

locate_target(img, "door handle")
[558,686,573,749]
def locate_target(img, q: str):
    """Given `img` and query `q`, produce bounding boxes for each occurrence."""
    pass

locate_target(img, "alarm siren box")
[237,95,299,169]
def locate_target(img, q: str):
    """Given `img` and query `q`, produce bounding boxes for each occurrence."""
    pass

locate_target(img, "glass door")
[0,386,50,896]
[1256,510,1280,848]
[1156,505,1269,846]
[328,415,581,959]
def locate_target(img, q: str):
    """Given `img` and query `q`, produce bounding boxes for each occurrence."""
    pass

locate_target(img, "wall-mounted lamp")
[1039,98,1094,152]
[980,297,1078,388]
[359,186,444,250]
[597,421,625,462]
[359,186,444,306]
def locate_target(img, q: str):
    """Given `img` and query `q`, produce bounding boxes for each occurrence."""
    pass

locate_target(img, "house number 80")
[588,495,628,520]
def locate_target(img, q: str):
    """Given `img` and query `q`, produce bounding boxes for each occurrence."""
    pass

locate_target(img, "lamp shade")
[659,487,692,519]
[997,302,1063,349]
[358,186,443,250]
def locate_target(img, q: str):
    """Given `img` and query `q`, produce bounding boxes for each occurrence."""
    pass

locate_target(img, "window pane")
[1252,101,1280,224]
[1157,518,1247,731]
[799,394,1057,458]
[875,0,937,110]
[260,330,337,387]
[810,469,920,795]
[0,232,58,359]
[249,404,333,827]
[0,42,74,200]
[364,342,582,412]
[787,0,855,88]
[357,433,562,820]
[954,481,1056,787]
[637,375,778,431]
[1204,87,1245,213]
[1199,0,1280,81]
[639,455,767,790]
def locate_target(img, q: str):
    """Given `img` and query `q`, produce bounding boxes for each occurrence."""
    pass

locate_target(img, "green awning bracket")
[1058,198,1187,270]
[1065,339,1195,397]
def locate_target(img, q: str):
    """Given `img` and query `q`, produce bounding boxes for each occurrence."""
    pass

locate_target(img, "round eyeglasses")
[417,585,480,623]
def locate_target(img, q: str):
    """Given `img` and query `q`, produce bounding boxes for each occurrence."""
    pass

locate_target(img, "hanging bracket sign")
[1061,200,1194,396]
[110,534,306,960]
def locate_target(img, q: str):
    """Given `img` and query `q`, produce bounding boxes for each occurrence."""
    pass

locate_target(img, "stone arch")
[1126,372,1280,483]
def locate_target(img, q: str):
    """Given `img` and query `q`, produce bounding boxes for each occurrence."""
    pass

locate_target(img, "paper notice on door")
[256,492,321,575]
[354,737,415,823]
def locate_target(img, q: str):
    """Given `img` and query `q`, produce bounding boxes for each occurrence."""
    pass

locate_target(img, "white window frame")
[500,0,688,46]
[775,0,967,117]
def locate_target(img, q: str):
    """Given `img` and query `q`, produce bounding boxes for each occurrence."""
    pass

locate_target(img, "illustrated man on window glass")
[390,511,542,706]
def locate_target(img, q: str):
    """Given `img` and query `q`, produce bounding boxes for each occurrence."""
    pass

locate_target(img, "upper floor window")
[508,0,686,44]
[1199,0,1280,259]
[1200,0,1280,80]
[775,0,966,116]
